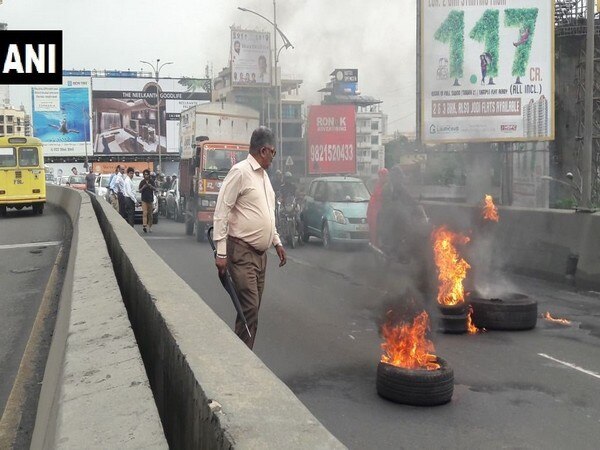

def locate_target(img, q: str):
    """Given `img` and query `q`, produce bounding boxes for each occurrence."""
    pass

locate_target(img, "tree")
[470,9,499,83]
[505,8,538,83]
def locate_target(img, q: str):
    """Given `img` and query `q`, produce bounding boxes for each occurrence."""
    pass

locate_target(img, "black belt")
[228,235,265,256]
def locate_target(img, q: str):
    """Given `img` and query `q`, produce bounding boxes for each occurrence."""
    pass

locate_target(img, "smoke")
[4,0,417,131]
[228,0,416,131]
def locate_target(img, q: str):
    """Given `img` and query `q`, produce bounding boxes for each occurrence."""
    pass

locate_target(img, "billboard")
[31,76,92,157]
[421,0,554,143]
[307,105,356,175]
[231,29,271,86]
[92,77,209,155]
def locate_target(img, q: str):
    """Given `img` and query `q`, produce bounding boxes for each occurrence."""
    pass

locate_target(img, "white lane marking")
[0,241,62,250]
[538,353,600,380]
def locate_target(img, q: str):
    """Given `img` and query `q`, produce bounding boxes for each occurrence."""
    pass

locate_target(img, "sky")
[1,0,417,133]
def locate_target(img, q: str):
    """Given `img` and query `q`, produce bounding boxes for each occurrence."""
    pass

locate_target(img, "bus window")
[0,147,16,167]
[18,147,40,167]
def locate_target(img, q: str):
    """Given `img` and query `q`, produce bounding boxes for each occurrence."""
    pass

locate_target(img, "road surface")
[144,218,600,449]
[0,205,67,448]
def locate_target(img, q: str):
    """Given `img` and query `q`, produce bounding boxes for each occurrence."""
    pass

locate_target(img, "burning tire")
[376,358,454,406]
[469,294,537,331]
[438,303,467,316]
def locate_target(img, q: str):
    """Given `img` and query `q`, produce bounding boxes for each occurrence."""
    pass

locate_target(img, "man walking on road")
[213,126,286,349]
[123,167,137,227]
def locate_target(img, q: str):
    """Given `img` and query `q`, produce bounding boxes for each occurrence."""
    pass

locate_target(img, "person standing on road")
[138,169,156,233]
[115,166,126,217]
[108,165,120,210]
[123,167,137,227]
[213,126,287,349]
[85,169,96,193]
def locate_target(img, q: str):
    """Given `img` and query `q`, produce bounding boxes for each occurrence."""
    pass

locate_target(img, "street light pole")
[140,58,173,174]
[238,3,293,171]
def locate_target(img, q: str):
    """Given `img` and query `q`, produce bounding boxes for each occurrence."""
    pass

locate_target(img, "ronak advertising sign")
[307,105,356,175]
[421,0,554,143]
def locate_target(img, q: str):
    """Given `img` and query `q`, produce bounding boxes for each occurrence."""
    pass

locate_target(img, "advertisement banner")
[92,77,210,155]
[421,0,554,143]
[31,76,92,157]
[307,105,356,175]
[231,29,271,86]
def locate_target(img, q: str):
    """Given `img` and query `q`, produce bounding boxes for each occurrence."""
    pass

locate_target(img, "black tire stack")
[438,303,468,334]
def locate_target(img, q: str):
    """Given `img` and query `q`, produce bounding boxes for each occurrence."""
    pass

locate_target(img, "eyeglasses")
[263,146,276,157]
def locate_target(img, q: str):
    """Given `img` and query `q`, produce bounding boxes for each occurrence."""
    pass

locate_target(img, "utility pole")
[140,59,173,174]
[582,0,595,209]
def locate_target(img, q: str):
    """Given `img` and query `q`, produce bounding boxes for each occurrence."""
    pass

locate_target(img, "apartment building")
[0,106,30,137]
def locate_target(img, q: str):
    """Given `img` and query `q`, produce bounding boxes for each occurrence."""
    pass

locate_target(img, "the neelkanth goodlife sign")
[0,31,63,85]
[421,0,554,143]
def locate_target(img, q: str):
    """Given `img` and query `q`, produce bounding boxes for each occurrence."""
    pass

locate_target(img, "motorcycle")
[277,196,303,248]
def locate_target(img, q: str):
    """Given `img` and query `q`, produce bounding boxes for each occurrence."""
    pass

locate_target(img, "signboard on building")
[307,105,356,175]
[231,29,272,86]
[92,77,209,155]
[421,0,554,143]
[31,76,92,157]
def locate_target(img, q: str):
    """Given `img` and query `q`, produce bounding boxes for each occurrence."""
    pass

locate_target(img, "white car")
[95,174,112,199]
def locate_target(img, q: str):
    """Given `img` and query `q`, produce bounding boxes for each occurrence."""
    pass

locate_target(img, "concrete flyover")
[89,194,345,449]
[31,185,167,449]
[423,201,600,291]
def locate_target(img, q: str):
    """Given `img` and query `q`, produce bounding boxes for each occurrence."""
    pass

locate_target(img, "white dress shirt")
[213,154,281,255]
[114,172,124,194]
[123,175,137,203]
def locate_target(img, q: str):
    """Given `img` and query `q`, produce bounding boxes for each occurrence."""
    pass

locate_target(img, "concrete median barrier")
[31,186,167,449]
[89,194,345,449]
[423,201,600,290]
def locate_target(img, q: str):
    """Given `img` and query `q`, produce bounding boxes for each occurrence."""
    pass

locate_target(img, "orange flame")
[482,194,499,222]
[544,312,571,325]
[380,311,440,371]
[432,226,471,306]
[466,306,483,334]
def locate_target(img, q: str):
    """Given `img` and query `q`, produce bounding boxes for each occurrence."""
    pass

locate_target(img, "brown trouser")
[142,201,153,228]
[227,236,267,349]
[110,192,118,210]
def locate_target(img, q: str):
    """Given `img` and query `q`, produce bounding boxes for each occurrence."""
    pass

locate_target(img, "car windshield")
[100,176,110,187]
[204,149,247,172]
[69,175,86,184]
[326,181,370,202]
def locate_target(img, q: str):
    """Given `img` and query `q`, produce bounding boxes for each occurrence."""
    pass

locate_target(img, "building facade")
[319,70,387,180]
[0,106,30,137]
[212,66,305,175]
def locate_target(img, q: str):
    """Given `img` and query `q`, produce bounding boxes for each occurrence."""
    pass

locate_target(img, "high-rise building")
[523,96,549,138]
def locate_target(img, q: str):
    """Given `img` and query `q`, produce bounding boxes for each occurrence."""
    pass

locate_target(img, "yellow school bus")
[0,136,46,216]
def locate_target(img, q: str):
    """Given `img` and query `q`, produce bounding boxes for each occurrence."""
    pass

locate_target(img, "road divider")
[90,194,345,449]
[31,186,167,449]
[423,202,600,290]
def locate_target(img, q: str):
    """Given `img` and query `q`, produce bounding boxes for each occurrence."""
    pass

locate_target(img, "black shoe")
[143,226,147,233]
